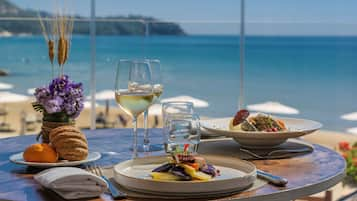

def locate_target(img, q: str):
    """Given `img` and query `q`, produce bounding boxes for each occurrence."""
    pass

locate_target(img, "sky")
[9,0,357,35]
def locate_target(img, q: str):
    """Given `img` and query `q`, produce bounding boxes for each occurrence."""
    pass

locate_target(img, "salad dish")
[229,110,287,132]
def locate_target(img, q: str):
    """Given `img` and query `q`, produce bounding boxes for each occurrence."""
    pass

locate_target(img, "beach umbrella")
[149,104,163,115]
[341,112,357,121]
[94,90,115,100]
[0,92,29,103]
[346,127,357,135]
[27,88,36,95]
[161,95,209,108]
[0,82,13,90]
[247,101,299,115]
[86,90,115,117]
[83,101,100,109]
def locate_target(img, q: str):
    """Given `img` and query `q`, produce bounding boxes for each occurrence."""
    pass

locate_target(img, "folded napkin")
[34,167,108,200]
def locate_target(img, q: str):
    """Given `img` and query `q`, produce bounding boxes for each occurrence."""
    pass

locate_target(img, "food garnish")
[230,110,287,132]
[150,145,220,181]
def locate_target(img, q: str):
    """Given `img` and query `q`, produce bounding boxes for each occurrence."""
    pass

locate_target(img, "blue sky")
[10,0,357,35]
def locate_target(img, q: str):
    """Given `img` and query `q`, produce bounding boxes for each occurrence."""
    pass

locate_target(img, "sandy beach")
[0,101,162,138]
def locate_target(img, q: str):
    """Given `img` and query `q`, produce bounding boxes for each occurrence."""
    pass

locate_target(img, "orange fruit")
[23,143,58,163]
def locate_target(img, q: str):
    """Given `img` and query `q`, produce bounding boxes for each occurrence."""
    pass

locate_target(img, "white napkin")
[34,167,108,200]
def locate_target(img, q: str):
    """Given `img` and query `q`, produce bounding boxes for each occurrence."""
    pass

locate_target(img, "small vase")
[39,121,75,143]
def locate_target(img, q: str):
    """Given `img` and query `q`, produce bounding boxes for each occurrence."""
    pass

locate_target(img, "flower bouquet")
[33,9,84,143]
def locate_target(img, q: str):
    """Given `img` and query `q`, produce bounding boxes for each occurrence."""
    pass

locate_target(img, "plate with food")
[200,109,322,148]
[9,126,101,167]
[113,152,256,197]
[9,149,101,168]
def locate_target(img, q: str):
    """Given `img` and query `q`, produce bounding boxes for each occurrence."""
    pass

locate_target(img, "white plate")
[113,155,256,197]
[200,117,322,148]
[9,152,101,167]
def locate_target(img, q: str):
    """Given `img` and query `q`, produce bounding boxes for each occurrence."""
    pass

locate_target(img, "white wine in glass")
[115,91,154,117]
[115,60,153,158]
[142,60,164,152]
[153,84,164,99]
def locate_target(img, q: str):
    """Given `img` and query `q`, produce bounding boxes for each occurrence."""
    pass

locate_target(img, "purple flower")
[34,87,51,105]
[34,75,84,119]
[43,96,63,114]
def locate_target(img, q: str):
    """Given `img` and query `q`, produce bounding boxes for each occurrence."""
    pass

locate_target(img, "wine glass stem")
[143,109,150,151]
[132,116,138,158]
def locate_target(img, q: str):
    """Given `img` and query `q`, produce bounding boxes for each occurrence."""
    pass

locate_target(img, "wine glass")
[142,59,164,152]
[115,59,154,158]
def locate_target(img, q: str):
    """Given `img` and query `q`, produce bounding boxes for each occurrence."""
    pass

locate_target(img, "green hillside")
[0,0,185,35]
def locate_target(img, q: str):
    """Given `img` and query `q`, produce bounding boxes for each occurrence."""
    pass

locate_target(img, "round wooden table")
[0,129,346,201]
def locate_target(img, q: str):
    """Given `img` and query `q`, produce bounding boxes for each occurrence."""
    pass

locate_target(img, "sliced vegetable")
[152,163,174,172]
[187,162,200,170]
[179,163,196,177]
[150,172,180,181]
[192,171,212,181]
[170,166,191,181]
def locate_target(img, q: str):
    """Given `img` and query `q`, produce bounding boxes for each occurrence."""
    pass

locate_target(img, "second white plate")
[200,117,322,148]
[113,155,256,197]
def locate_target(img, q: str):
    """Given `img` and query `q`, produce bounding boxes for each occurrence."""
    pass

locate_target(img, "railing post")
[239,0,245,110]
[90,0,96,130]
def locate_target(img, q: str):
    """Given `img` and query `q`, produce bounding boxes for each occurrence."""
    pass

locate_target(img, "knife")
[257,169,288,187]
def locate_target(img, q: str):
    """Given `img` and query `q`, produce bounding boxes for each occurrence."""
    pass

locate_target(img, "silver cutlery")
[86,164,127,200]
[240,147,312,159]
[257,169,288,187]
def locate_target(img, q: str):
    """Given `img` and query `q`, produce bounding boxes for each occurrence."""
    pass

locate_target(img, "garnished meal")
[229,109,287,132]
[151,146,220,181]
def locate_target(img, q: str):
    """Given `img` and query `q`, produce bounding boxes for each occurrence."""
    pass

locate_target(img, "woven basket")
[39,121,75,143]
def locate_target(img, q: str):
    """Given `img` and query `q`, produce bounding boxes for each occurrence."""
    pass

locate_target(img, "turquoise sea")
[1,35,357,132]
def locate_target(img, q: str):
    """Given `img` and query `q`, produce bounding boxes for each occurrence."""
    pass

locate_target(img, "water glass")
[162,101,194,123]
[162,102,200,153]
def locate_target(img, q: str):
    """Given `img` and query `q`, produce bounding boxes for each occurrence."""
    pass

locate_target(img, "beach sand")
[0,101,162,138]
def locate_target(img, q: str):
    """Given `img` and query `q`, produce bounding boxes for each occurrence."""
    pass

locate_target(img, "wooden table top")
[0,128,346,201]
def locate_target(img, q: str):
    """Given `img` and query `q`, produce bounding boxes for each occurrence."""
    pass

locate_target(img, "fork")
[86,164,127,200]
[240,148,312,159]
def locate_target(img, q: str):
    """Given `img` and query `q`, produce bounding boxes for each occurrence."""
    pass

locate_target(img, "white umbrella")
[86,90,115,117]
[161,95,209,108]
[27,88,36,95]
[0,82,13,90]
[0,92,29,103]
[83,101,100,109]
[341,112,357,121]
[247,101,299,115]
[346,127,357,135]
[148,104,162,115]
[91,90,115,100]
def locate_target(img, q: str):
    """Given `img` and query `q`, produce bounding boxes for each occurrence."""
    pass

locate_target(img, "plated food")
[10,125,99,167]
[229,109,287,132]
[151,152,220,181]
[113,154,256,197]
[200,111,322,148]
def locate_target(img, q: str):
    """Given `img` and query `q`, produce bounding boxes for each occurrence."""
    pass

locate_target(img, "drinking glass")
[115,60,154,158]
[163,113,201,154]
[162,101,199,153]
[162,101,194,123]
[142,59,163,152]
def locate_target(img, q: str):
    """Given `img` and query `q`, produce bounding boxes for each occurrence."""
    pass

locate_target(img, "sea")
[1,35,357,133]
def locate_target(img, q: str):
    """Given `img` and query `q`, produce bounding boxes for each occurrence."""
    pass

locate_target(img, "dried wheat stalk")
[38,2,73,77]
